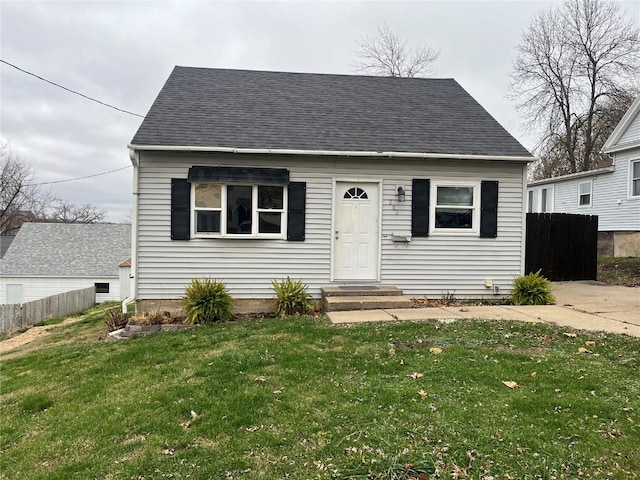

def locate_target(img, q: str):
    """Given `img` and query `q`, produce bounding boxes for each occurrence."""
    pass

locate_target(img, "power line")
[25,165,132,186]
[1,59,145,118]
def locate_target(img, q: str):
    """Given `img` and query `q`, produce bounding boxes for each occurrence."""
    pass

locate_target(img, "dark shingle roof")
[131,67,531,158]
[0,223,131,277]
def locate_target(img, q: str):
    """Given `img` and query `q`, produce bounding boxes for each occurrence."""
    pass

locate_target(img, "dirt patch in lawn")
[597,257,640,287]
[0,316,87,358]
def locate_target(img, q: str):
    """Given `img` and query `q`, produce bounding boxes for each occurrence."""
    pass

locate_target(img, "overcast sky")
[1,0,638,223]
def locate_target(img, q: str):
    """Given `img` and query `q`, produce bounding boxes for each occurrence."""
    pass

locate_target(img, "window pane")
[195,184,221,208]
[435,208,473,228]
[579,182,590,194]
[541,188,547,212]
[633,161,640,178]
[197,211,221,232]
[579,194,590,206]
[634,179,640,196]
[258,186,283,209]
[227,185,252,234]
[437,187,473,206]
[259,212,282,233]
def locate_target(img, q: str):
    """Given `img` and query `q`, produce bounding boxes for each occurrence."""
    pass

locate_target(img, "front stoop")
[322,285,413,312]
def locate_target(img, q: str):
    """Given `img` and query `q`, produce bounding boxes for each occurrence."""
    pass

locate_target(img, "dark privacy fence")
[525,213,598,281]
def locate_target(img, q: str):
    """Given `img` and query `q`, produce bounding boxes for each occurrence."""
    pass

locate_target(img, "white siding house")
[527,96,640,257]
[129,67,533,312]
[0,223,131,304]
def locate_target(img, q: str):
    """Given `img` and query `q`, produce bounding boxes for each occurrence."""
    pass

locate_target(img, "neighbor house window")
[432,184,478,232]
[631,160,640,197]
[528,190,537,213]
[193,183,285,237]
[95,283,109,294]
[578,181,592,206]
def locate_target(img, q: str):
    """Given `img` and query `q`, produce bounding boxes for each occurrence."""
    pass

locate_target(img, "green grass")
[598,257,640,287]
[1,311,639,479]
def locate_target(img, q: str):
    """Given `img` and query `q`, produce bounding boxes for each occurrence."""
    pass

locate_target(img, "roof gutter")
[127,144,534,163]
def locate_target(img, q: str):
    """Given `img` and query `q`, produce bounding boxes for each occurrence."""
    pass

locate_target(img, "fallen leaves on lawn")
[418,389,428,399]
[585,341,596,347]
[502,381,519,389]
[161,448,175,456]
[409,372,424,379]
[563,333,577,338]
[578,347,592,354]
[429,347,443,355]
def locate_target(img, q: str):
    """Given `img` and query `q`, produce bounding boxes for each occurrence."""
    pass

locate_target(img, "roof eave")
[128,144,533,163]
[602,95,640,152]
[528,166,615,186]
[602,139,640,154]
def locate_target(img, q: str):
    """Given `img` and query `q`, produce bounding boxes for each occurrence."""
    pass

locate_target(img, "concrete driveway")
[328,281,640,337]
[552,281,640,326]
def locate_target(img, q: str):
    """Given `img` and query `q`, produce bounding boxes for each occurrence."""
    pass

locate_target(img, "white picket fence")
[0,287,96,333]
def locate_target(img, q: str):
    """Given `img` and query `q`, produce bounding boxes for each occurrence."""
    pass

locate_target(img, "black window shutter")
[480,180,499,238]
[171,178,191,240]
[412,179,430,237]
[287,182,306,241]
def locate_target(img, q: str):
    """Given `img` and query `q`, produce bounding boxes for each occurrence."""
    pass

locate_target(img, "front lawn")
[1,308,639,479]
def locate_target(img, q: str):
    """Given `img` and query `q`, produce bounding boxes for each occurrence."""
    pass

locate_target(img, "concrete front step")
[323,294,413,312]
[321,285,404,297]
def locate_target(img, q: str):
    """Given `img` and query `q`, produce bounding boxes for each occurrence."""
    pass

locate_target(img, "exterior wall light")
[397,186,406,202]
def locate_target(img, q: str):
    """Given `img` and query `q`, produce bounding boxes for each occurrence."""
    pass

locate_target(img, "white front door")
[333,182,380,281]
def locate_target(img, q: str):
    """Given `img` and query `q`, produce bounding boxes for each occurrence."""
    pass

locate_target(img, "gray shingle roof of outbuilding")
[131,67,532,158]
[0,223,131,277]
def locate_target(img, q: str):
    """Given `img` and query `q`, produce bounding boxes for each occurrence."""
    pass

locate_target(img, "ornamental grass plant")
[183,277,234,324]
[511,270,556,305]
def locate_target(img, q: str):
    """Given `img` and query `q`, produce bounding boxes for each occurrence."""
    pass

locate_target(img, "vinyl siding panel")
[619,110,640,146]
[0,277,119,304]
[135,152,526,300]
[549,153,640,231]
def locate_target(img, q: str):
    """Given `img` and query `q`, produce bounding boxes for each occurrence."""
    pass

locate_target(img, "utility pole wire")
[24,165,132,186]
[1,59,145,118]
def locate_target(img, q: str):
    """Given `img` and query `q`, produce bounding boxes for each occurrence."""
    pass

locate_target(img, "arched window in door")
[344,187,368,199]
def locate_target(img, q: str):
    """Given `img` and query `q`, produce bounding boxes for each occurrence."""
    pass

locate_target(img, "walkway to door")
[328,281,640,338]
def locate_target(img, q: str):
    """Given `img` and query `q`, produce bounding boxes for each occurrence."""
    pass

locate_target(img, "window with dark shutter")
[287,182,306,241]
[411,179,430,237]
[171,178,191,240]
[480,180,498,238]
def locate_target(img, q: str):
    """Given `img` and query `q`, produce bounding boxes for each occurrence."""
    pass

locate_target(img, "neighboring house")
[527,96,640,257]
[128,67,533,312]
[0,235,16,259]
[0,223,131,304]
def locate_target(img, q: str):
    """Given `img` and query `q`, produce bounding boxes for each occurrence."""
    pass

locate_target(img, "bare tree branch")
[354,23,440,78]
[510,0,640,179]
[1,142,107,234]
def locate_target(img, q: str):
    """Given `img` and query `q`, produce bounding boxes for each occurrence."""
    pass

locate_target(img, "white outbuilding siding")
[135,151,526,301]
[0,276,119,304]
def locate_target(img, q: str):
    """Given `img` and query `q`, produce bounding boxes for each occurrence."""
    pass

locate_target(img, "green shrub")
[183,278,234,324]
[511,270,556,305]
[272,276,313,316]
[104,308,130,332]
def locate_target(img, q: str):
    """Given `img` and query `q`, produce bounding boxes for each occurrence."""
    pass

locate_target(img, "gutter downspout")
[122,149,140,313]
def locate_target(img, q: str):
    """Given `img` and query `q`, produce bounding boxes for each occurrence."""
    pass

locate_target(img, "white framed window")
[192,183,286,238]
[631,159,640,198]
[527,190,537,213]
[431,183,479,234]
[578,180,592,207]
